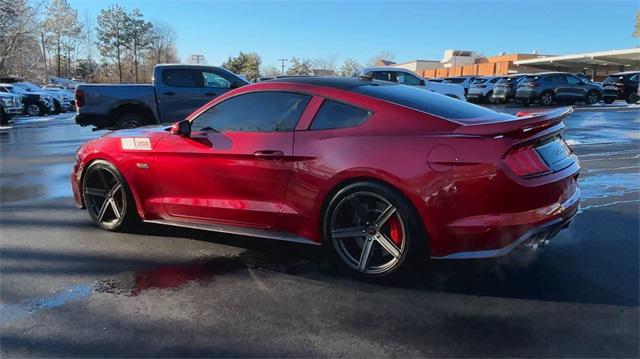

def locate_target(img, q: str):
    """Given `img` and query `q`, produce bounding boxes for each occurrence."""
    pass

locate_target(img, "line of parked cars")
[0,79,76,126]
[427,71,639,106]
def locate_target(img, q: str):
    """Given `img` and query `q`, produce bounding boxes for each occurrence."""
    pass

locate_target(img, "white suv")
[359,67,467,101]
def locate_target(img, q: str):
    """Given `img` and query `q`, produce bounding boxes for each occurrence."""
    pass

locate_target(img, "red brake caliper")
[387,215,402,247]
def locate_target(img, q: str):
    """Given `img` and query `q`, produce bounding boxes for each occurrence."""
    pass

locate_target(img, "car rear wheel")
[52,100,61,115]
[324,182,424,277]
[486,91,494,103]
[626,91,639,104]
[114,113,150,130]
[83,160,138,231]
[585,90,599,105]
[539,91,554,106]
[0,108,7,127]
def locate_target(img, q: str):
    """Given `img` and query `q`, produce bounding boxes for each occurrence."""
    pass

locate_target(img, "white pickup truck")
[359,67,467,101]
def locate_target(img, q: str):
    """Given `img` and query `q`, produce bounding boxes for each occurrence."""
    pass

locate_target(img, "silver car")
[467,76,503,103]
[360,67,467,101]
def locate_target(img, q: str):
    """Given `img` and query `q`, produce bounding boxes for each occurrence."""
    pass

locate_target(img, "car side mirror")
[419,79,426,86]
[170,119,191,137]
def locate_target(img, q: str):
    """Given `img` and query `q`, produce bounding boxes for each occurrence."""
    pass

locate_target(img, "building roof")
[513,48,640,69]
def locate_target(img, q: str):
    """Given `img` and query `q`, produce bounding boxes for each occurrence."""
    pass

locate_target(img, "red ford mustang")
[71,77,580,277]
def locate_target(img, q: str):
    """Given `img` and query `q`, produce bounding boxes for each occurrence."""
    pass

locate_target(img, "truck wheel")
[37,104,48,116]
[114,113,150,129]
[0,108,8,127]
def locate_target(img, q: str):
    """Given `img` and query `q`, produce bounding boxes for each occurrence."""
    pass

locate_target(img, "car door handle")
[253,150,284,160]
[163,91,176,96]
[204,92,217,97]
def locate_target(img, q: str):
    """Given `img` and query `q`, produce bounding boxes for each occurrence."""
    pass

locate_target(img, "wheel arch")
[108,101,158,126]
[80,157,145,219]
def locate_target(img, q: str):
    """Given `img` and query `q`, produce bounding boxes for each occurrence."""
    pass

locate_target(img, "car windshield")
[443,78,466,83]
[472,78,487,84]
[14,82,42,92]
[353,84,514,124]
[603,75,624,84]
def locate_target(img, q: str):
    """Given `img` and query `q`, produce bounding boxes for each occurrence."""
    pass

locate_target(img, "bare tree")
[340,58,361,77]
[0,0,41,79]
[367,50,395,66]
[286,57,312,75]
[634,10,640,38]
[43,0,81,77]
[312,55,337,71]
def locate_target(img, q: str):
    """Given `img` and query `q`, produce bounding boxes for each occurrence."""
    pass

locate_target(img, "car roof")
[610,71,640,76]
[269,76,395,91]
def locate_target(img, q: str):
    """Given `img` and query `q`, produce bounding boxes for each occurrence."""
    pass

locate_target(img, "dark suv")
[602,71,639,104]
[491,74,527,103]
[515,72,603,106]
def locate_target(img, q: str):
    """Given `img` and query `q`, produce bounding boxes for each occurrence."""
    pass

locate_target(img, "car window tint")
[353,84,514,124]
[566,75,581,85]
[191,91,311,132]
[397,73,422,86]
[369,71,396,82]
[202,71,231,88]
[162,69,200,88]
[310,100,371,130]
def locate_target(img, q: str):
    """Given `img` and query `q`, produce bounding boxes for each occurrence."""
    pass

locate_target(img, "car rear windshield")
[472,78,487,84]
[353,84,514,124]
[603,75,625,84]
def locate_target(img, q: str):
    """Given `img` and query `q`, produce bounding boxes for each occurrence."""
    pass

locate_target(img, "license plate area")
[536,138,573,171]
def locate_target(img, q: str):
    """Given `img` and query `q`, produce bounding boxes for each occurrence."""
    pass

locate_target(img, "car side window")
[201,71,231,88]
[309,100,371,130]
[191,91,311,132]
[566,75,581,85]
[397,72,422,86]
[369,71,396,82]
[162,69,200,88]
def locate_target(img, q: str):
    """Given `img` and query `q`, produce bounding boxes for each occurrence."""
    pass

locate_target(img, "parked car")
[427,78,444,83]
[72,77,580,278]
[515,72,603,106]
[75,64,249,130]
[360,67,466,100]
[467,76,503,103]
[601,71,639,104]
[43,85,76,109]
[10,81,71,114]
[491,74,528,103]
[0,83,54,116]
[0,92,23,126]
[441,76,478,97]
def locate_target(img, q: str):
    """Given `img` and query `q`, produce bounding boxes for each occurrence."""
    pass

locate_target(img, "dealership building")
[381,47,640,80]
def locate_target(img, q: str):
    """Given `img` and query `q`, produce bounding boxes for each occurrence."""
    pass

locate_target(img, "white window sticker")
[121,137,152,151]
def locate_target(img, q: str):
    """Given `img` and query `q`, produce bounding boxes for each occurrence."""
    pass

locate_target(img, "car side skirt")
[144,219,321,246]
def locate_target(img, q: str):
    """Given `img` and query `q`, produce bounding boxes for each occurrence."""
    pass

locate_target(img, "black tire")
[37,103,48,116]
[323,181,426,278]
[485,91,494,103]
[82,160,139,231]
[52,100,61,115]
[603,98,615,104]
[539,91,554,106]
[585,90,599,105]
[626,91,639,104]
[114,113,150,130]
[0,108,8,127]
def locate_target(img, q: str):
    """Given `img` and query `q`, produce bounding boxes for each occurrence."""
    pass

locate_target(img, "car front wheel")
[83,160,139,231]
[585,91,599,105]
[539,91,554,106]
[324,182,425,277]
[626,91,639,104]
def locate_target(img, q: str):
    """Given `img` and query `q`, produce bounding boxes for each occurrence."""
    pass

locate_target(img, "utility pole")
[277,58,288,74]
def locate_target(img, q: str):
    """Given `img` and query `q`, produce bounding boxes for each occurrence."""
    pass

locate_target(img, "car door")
[565,74,586,101]
[153,91,311,228]
[395,72,423,87]
[156,67,239,124]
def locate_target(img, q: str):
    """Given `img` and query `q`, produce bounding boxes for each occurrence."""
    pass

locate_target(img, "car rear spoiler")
[454,107,573,136]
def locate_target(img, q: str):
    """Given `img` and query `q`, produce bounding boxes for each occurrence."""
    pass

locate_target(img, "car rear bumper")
[431,183,580,260]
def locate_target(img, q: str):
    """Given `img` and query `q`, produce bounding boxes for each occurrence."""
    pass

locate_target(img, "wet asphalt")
[0,104,638,357]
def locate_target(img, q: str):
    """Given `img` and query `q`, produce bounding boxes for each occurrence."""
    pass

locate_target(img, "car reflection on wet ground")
[0,107,638,357]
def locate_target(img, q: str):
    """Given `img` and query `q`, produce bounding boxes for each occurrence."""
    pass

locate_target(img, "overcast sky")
[68,0,640,69]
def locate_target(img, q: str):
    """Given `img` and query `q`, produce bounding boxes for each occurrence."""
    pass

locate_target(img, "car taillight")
[504,145,550,177]
[75,89,84,108]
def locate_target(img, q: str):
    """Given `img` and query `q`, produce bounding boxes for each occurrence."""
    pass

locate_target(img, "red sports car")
[71,77,580,277]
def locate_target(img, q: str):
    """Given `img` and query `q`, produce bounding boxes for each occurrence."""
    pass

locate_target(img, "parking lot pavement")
[1,109,638,357]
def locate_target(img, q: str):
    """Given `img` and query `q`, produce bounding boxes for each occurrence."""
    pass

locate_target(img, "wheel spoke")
[85,187,106,197]
[375,205,396,227]
[331,226,366,239]
[109,199,121,220]
[376,233,401,259]
[109,183,122,197]
[96,199,110,222]
[358,238,374,272]
[348,195,368,219]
